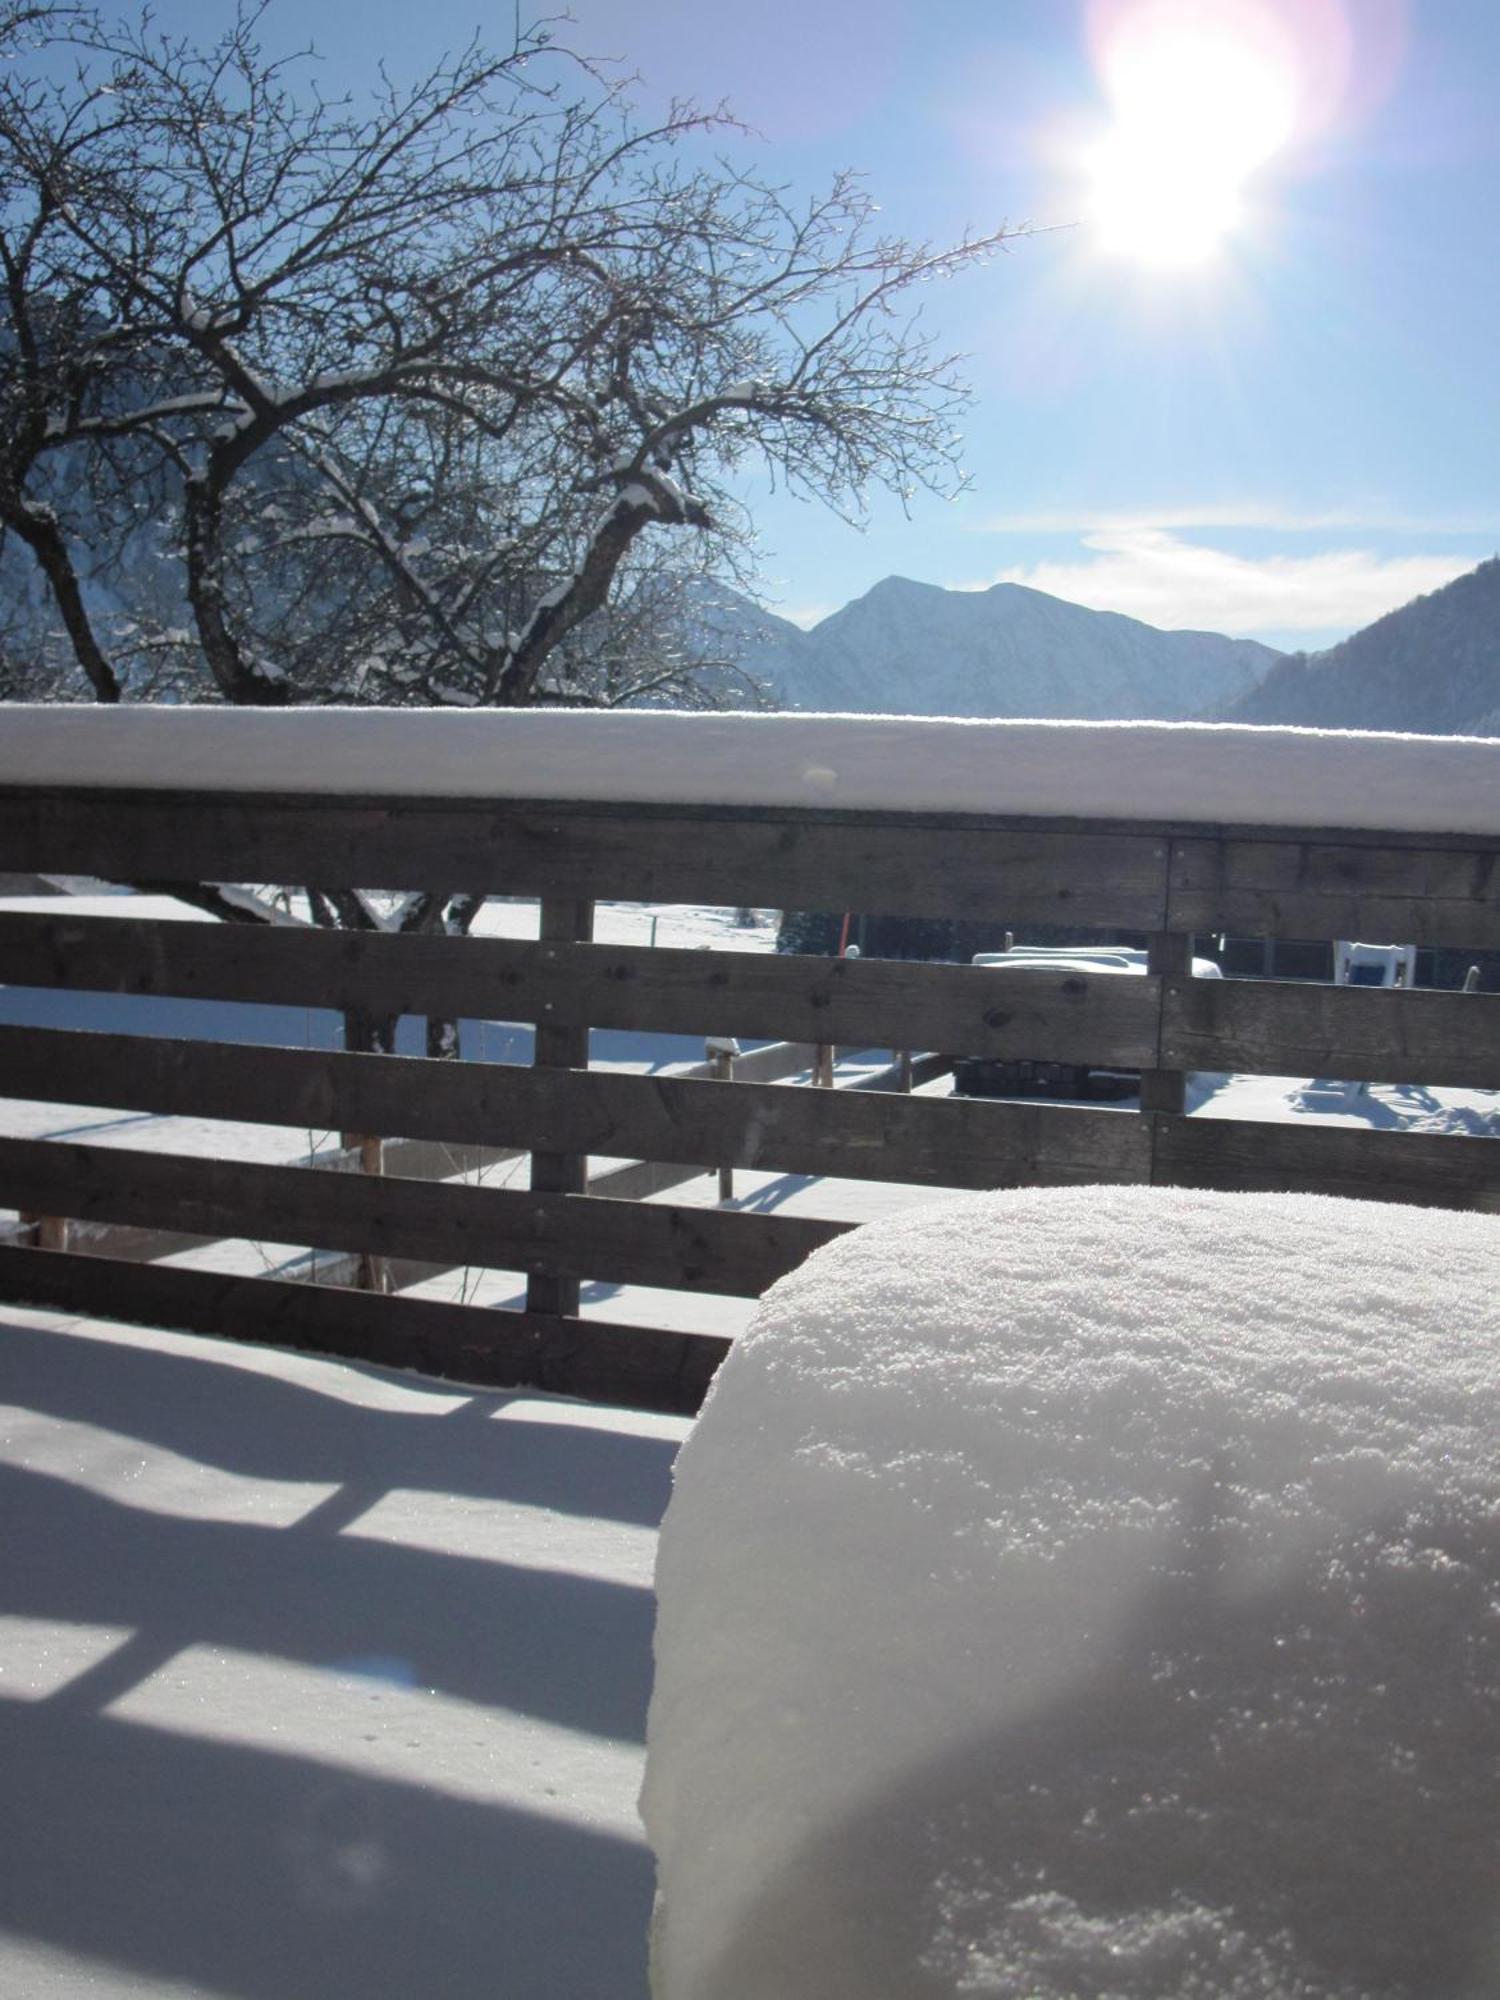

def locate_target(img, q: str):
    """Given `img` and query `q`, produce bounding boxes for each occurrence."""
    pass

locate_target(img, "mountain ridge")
[1216,556,1500,737]
[708,572,1280,721]
[712,555,1500,736]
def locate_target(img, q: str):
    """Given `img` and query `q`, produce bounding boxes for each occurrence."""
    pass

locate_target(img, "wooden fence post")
[1143,933,1190,1183]
[706,1037,739,1202]
[527,897,595,1317]
[20,1211,69,1252]
[353,1135,389,1293]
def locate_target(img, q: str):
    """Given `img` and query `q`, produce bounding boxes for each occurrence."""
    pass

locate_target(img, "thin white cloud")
[972,504,1500,538]
[972,528,1478,638]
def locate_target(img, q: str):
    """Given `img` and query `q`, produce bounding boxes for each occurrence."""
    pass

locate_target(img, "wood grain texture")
[0,912,1163,1065]
[0,1025,1152,1189]
[0,788,1170,926]
[1161,978,1500,1087]
[1139,932,1189,1116]
[1168,837,1500,950]
[528,896,593,1316]
[1151,1114,1500,1209]
[0,1136,846,1296]
[0,1244,727,1412]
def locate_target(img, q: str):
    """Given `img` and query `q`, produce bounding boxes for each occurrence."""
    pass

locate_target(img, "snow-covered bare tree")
[0,0,1017,1057]
[0,0,1013,712]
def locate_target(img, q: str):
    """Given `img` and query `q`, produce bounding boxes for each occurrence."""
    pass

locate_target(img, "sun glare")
[1084,0,1303,269]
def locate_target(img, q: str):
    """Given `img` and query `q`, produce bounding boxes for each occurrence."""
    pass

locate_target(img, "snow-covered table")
[644,1185,1500,2000]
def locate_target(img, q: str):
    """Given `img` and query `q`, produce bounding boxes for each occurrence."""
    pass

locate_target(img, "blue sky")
[133,0,1500,649]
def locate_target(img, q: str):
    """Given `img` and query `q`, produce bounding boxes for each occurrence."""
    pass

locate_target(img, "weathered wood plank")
[0,788,1171,926]
[1139,932,1189,1116]
[354,1156,716,1286]
[0,1136,518,1275]
[0,1026,1153,1189]
[0,1244,727,1413]
[1152,1114,1500,1209]
[529,896,593,1317]
[0,1136,846,1296]
[1168,837,1500,950]
[1161,978,1500,1087]
[0,913,1164,1066]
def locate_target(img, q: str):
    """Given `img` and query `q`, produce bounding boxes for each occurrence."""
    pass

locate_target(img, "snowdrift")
[643,1185,1500,1999]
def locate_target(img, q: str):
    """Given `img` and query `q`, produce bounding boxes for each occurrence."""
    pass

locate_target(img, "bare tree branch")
[0,0,1017,713]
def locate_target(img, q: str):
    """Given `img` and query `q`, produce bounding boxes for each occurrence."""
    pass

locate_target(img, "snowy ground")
[0,1302,691,2000]
[1186,1067,1500,1138]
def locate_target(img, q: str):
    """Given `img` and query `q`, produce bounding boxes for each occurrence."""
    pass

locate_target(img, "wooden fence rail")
[7,910,1498,1086]
[2,783,1498,1412]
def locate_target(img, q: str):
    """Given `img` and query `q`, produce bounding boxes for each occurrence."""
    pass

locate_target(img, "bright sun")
[1085,0,1302,268]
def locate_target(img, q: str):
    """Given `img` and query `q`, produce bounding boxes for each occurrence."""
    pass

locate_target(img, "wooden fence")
[1,782,1498,1413]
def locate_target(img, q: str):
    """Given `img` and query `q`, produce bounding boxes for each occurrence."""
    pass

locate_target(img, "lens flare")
[1082,0,1332,268]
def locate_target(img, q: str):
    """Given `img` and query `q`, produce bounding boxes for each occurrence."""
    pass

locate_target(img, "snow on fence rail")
[1,766,1499,1413]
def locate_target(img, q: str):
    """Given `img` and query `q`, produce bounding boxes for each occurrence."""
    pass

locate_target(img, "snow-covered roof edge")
[3,706,1500,839]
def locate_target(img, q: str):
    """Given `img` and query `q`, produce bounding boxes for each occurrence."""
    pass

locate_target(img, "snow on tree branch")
[0,0,1023,712]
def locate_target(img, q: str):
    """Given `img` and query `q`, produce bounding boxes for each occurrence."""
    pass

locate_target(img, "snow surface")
[644,1184,1500,2000]
[0,1306,690,1999]
[5,706,1500,835]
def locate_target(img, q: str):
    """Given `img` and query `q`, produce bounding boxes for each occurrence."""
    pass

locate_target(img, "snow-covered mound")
[643,1186,1500,1999]
[5,705,1500,836]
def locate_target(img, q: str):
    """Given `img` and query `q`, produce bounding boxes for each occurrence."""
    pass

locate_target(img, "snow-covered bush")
[644,1185,1500,1999]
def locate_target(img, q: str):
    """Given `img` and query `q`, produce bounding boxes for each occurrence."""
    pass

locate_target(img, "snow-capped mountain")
[718,575,1280,720]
